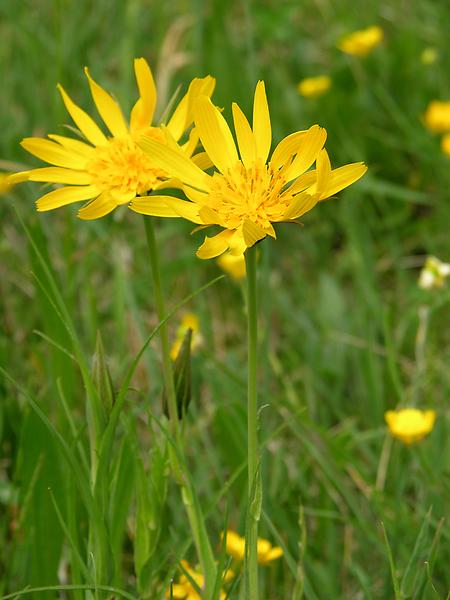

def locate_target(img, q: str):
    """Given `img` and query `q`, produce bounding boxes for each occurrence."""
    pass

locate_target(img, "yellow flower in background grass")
[19,58,214,219]
[338,26,383,57]
[132,81,367,259]
[423,100,450,134]
[385,409,436,445]
[223,530,283,565]
[170,313,202,360]
[166,560,232,599]
[297,76,331,99]
[418,256,450,289]
[217,252,246,280]
[441,133,450,158]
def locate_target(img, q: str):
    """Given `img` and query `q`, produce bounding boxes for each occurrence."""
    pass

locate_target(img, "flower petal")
[242,219,267,247]
[232,102,257,168]
[57,84,107,147]
[316,149,332,194]
[28,167,92,185]
[284,125,327,181]
[196,230,232,259]
[130,57,157,132]
[284,170,316,196]
[138,135,210,191]
[48,134,95,157]
[270,130,307,170]
[282,192,319,220]
[78,192,116,219]
[84,67,128,137]
[130,195,203,223]
[36,185,98,211]
[21,138,88,170]
[252,81,272,162]
[194,96,238,173]
[167,76,216,141]
[319,162,367,200]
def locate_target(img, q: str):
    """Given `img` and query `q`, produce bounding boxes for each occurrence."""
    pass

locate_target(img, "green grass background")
[1,0,449,598]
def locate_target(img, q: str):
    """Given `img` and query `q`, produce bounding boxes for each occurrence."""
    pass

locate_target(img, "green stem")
[245,246,260,600]
[142,217,217,597]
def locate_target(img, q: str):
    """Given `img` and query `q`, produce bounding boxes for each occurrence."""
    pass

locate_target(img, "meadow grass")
[1,0,449,598]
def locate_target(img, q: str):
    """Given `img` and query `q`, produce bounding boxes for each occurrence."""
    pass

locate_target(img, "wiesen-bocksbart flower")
[17,58,214,219]
[385,408,436,445]
[297,76,331,99]
[337,26,384,57]
[131,81,367,258]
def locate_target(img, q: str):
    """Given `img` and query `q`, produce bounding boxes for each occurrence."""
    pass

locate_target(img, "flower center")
[207,159,293,229]
[86,128,165,202]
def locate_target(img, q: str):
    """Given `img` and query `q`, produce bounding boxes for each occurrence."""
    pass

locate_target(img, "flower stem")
[142,216,217,597]
[245,245,260,600]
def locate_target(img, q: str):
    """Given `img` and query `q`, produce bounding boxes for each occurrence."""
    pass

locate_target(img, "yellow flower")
[423,100,450,134]
[441,133,450,158]
[338,26,383,57]
[418,256,450,290]
[131,81,367,259]
[170,312,202,360]
[223,530,283,565]
[421,47,438,65]
[166,561,231,600]
[217,252,246,280]
[385,409,436,445]
[297,76,331,99]
[19,58,214,219]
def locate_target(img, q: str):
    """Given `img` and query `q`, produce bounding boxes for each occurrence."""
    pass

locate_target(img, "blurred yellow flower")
[217,252,246,280]
[166,560,232,599]
[223,529,283,565]
[18,58,214,219]
[385,409,436,445]
[441,133,450,158]
[420,47,438,65]
[338,26,383,57]
[297,76,331,98]
[170,313,202,360]
[423,100,450,133]
[132,81,367,259]
[418,256,450,290]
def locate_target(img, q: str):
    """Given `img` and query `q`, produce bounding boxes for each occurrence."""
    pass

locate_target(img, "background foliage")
[1,0,449,598]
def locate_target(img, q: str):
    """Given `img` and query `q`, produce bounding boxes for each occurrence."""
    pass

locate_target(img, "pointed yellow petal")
[282,192,319,220]
[319,162,367,200]
[183,185,210,204]
[270,130,307,170]
[138,135,210,191]
[284,125,327,181]
[130,58,157,132]
[28,167,92,185]
[194,96,238,173]
[252,81,272,162]
[196,230,232,259]
[316,149,331,194]
[198,205,221,225]
[48,134,95,157]
[130,195,203,223]
[5,171,31,185]
[191,152,214,170]
[57,84,107,146]
[232,102,257,168]
[36,185,98,211]
[84,67,128,137]
[284,170,316,196]
[21,138,88,170]
[242,219,267,247]
[78,192,116,219]
[166,76,216,141]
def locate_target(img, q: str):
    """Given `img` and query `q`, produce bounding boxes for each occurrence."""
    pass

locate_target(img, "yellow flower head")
[222,530,283,565]
[170,312,202,360]
[217,252,246,280]
[418,256,450,290]
[132,81,367,259]
[297,76,331,99]
[19,58,214,219]
[385,409,436,445]
[423,100,450,134]
[338,26,383,57]
[166,561,231,600]
[441,133,450,158]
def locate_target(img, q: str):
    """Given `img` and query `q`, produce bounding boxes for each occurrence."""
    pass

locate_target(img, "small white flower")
[418,256,450,290]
